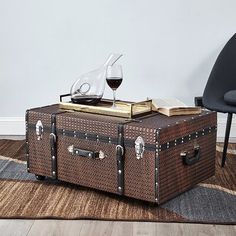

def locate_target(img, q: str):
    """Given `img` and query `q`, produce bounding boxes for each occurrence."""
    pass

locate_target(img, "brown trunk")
[26,104,217,204]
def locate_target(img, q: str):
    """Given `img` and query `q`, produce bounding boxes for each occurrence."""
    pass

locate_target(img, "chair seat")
[224,90,236,106]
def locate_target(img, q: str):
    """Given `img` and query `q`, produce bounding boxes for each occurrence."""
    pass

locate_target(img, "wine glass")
[106,64,123,108]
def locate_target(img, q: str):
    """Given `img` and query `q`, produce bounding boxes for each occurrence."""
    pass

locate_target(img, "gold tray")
[59,99,152,118]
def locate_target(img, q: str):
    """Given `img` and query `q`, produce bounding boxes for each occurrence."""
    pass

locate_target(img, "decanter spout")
[103,53,123,66]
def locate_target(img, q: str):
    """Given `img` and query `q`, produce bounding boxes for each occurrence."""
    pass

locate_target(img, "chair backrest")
[203,34,236,111]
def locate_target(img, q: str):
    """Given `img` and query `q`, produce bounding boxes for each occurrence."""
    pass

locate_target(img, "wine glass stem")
[112,90,116,108]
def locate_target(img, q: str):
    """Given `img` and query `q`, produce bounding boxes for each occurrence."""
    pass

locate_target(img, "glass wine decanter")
[70,53,123,105]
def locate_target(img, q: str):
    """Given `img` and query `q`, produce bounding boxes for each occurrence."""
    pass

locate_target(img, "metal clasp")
[36,120,43,140]
[49,133,57,143]
[135,136,145,160]
[68,145,74,154]
[116,145,124,156]
[98,151,106,160]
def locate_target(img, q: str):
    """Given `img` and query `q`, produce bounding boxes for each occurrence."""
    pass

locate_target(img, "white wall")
[0,0,236,135]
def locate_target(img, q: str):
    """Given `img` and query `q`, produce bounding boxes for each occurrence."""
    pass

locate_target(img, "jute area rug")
[0,140,235,224]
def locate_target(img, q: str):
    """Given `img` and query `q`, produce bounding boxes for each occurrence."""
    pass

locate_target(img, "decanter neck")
[103,53,123,66]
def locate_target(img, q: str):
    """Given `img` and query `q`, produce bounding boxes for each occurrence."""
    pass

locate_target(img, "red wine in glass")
[106,65,123,108]
[106,77,123,90]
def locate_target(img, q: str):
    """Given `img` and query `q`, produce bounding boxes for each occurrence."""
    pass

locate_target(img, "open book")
[152,98,201,116]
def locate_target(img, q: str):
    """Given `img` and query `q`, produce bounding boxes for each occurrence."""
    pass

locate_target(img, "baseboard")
[217,117,236,143]
[0,117,236,142]
[0,117,25,135]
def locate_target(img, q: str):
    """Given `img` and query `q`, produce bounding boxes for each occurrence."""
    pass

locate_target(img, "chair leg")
[221,113,233,167]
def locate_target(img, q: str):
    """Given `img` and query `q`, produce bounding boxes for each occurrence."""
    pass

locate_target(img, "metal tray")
[59,99,152,118]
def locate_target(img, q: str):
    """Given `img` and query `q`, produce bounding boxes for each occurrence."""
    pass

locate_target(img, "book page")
[152,98,187,109]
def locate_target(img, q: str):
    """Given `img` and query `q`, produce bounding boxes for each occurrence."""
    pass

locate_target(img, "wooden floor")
[0,136,235,236]
[0,220,235,236]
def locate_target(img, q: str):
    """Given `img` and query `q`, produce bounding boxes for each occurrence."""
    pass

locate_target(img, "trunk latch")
[135,136,145,159]
[36,120,43,140]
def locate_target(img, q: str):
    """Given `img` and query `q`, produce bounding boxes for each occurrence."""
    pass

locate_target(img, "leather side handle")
[67,145,105,159]
[181,146,201,166]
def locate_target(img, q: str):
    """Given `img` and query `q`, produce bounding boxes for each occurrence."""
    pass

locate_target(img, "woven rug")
[0,139,235,224]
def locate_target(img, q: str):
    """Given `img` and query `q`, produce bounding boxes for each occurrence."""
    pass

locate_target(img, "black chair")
[202,33,236,167]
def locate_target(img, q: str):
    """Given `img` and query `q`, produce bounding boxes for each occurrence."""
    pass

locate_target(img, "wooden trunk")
[26,104,217,204]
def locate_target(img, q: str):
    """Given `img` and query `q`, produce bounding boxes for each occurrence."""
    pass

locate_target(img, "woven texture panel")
[158,112,216,144]
[158,133,216,204]
[57,136,118,193]
[28,110,53,177]
[124,149,155,202]
[56,112,123,194]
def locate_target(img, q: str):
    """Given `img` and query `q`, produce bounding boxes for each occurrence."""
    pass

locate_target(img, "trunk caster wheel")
[35,175,46,180]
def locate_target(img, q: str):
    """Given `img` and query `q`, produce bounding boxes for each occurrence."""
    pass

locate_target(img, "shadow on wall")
[181,44,225,104]
[188,44,224,97]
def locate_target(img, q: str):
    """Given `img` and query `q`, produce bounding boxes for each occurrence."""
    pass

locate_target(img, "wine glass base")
[110,105,117,109]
